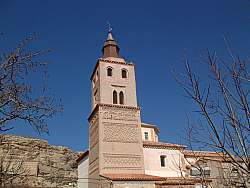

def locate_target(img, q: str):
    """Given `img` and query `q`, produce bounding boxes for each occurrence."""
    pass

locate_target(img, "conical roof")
[102,31,120,58]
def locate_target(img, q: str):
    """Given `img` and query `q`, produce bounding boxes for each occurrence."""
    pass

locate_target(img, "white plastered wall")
[78,157,89,188]
[143,147,187,177]
[141,127,158,142]
[99,58,138,107]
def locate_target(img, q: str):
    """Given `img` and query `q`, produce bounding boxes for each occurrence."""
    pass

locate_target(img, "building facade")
[77,31,237,188]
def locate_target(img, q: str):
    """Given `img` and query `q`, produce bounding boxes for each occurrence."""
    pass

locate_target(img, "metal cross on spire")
[107,21,112,33]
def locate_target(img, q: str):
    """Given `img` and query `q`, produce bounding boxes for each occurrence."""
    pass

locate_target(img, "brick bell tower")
[88,30,145,187]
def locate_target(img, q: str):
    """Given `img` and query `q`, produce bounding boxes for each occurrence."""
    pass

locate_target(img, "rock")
[0,134,80,188]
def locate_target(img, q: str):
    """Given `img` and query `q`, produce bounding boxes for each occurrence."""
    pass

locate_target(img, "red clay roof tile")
[143,141,186,149]
[101,174,203,185]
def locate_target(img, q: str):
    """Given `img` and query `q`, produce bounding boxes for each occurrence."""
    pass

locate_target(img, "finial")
[107,21,112,33]
[102,22,119,58]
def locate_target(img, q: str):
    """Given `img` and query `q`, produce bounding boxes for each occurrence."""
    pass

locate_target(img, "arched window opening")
[122,69,127,78]
[113,90,117,104]
[119,91,124,105]
[107,67,112,76]
[160,155,166,167]
[144,132,149,140]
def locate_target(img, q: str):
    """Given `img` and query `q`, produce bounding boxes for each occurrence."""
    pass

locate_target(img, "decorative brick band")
[103,122,140,143]
[88,103,140,122]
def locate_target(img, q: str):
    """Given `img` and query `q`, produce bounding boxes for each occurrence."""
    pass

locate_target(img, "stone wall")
[0,134,79,187]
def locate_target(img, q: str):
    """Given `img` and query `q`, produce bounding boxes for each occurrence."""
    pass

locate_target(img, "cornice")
[99,103,140,110]
[143,141,186,150]
[141,123,160,134]
[98,58,134,66]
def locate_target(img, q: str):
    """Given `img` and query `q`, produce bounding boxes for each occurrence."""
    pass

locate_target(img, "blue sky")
[1,0,250,151]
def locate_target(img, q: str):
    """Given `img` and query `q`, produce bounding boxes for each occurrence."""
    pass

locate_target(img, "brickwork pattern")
[103,122,139,143]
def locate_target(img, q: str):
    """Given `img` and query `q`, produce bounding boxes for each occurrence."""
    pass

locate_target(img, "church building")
[77,31,220,188]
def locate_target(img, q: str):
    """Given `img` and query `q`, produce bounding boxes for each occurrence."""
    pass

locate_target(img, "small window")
[203,167,211,177]
[160,155,166,167]
[190,167,201,176]
[122,69,127,78]
[113,90,117,104]
[107,67,112,76]
[119,91,124,105]
[144,132,149,140]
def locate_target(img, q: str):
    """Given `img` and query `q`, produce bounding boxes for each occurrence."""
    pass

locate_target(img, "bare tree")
[174,45,250,186]
[0,33,62,133]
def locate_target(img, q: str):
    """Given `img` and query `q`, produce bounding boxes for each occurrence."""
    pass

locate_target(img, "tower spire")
[102,24,120,58]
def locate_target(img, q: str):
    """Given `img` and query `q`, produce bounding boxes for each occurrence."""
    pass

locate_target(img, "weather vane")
[107,21,112,33]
